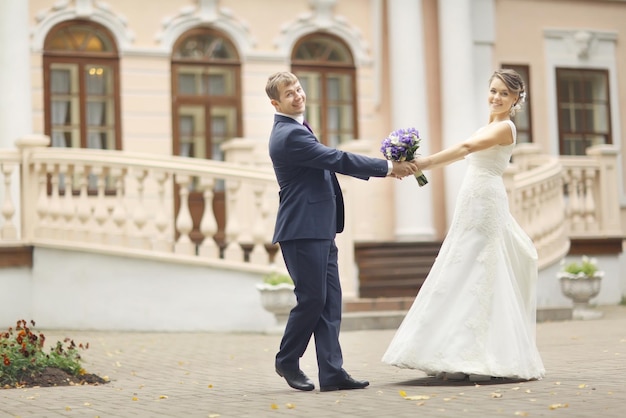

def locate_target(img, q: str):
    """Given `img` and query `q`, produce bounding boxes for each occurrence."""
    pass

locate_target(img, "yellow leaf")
[132,397,139,401]
[404,395,430,401]
[208,415,221,418]
[84,402,91,406]
[514,411,528,416]
[549,403,568,410]
[65,406,72,411]
[208,384,213,388]
[578,384,587,389]
[399,390,407,397]
[270,403,279,409]
[159,395,168,399]
[491,392,503,398]
[286,403,296,409]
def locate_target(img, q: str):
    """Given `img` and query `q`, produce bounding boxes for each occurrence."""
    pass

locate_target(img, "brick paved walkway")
[1,305,625,417]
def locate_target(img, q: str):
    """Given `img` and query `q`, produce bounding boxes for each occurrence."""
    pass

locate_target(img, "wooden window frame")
[43,20,122,151]
[291,33,358,146]
[555,67,612,155]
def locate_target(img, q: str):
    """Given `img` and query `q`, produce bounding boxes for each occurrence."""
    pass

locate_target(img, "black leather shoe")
[275,366,315,391]
[320,374,369,392]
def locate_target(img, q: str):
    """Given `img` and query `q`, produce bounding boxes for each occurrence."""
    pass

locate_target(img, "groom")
[265,71,417,391]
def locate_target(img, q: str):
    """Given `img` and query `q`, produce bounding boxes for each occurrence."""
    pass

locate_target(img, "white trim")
[31,0,135,52]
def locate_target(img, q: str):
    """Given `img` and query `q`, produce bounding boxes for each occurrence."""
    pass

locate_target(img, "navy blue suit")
[269,114,388,386]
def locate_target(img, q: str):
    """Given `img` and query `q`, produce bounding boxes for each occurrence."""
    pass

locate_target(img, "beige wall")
[494,0,626,191]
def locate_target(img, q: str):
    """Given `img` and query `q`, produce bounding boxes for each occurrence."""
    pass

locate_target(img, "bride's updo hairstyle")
[490,69,526,116]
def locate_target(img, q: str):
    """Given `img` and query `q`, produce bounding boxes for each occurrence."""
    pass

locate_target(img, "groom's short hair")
[266,72,299,101]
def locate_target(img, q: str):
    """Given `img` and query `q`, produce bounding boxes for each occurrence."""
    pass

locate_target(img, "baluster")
[152,170,171,252]
[35,163,50,239]
[48,165,62,239]
[583,169,597,230]
[110,167,127,247]
[59,164,75,240]
[569,169,583,232]
[130,168,149,249]
[198,176,219,258]
[75,164,91,243]
[91,166,108,244]
[222,179,244,261]
[174,174,195,255]
[0,162,17,239]
[248,184,269,265]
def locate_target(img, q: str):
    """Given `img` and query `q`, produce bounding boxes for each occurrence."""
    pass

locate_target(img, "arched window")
[292,33,357,147]
[43,21,121,151]
[171,28,242,163]
[171,28,242,248]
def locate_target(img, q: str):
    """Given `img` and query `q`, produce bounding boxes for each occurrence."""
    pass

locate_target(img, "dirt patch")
[3,367,108,389]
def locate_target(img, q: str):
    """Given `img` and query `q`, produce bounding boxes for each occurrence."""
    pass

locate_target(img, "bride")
[382,69,545,382]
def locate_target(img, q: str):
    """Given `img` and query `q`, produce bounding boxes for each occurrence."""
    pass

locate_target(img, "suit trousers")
[275,238,345,385]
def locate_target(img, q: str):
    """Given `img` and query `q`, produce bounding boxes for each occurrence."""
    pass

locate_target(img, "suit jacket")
[268,114,389,244]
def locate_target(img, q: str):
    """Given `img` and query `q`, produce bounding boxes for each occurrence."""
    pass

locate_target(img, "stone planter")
[256,282,296,331]
[558,273,603,320]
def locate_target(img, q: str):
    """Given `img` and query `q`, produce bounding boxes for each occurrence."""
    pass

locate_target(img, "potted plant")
[557,255,604,320]
[256,272,296,330]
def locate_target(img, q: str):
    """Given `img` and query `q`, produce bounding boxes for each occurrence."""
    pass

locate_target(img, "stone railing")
[0,135,282,275]
[505,143,622,269]
[1,136,622,281]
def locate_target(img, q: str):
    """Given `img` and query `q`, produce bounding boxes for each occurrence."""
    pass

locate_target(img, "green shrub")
[262,272,294,286]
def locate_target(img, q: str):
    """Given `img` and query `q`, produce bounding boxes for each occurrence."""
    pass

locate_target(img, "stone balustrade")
[1,137,622,279]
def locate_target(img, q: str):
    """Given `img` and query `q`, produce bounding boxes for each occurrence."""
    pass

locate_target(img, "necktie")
[303,120,313,134]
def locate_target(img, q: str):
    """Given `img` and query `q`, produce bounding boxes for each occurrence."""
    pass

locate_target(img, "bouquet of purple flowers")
[380,127,428,186]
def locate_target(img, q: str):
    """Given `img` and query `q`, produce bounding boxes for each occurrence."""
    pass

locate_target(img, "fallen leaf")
[84,402,91,406]
[65,406,72,411]
[404,395,430,401]
[578,384,587,389]
[549,403,568,410]
[270,403,279,409]
[286,403,296,409]
[491,393,503,398]
[399,390,407,397]
[208,414,221,418]
[208,384,213,388]
[132,397,139,401]
[514,411,528,416]
[159,395,168,399]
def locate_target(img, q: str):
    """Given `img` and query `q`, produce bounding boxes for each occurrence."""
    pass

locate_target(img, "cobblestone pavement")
[1,305,625,418]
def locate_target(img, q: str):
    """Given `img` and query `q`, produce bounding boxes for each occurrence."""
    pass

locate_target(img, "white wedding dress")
[382,120,545,380]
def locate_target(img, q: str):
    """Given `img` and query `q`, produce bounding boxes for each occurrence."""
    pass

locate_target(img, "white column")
[0,0,32,240]
[438,0,481,226]
[388,0,435,240]
[0,0,32,149]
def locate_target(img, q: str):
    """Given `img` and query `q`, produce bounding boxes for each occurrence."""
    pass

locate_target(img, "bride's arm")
[416,123,513,170]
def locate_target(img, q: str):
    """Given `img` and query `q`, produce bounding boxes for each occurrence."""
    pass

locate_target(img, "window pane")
[178,66,235,97]
[85,65,115,150]
[178,105,206,158]
[210,106,237,161]
[50,64,80,148]
[556,68,611,154]
[174,33,238,60]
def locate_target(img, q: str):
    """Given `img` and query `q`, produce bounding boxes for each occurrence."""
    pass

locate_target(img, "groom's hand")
[390,161,418,179]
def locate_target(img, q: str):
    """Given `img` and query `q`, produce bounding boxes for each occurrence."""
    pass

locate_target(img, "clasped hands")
[389,160,420,179]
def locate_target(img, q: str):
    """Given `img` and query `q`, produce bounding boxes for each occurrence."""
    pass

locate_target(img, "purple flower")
[380,128,428,186]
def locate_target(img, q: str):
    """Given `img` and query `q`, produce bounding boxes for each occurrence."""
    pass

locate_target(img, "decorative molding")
[155,0,256,59]
[544,28,617,62]
[273,0,372,66]
[31,0,135,52]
